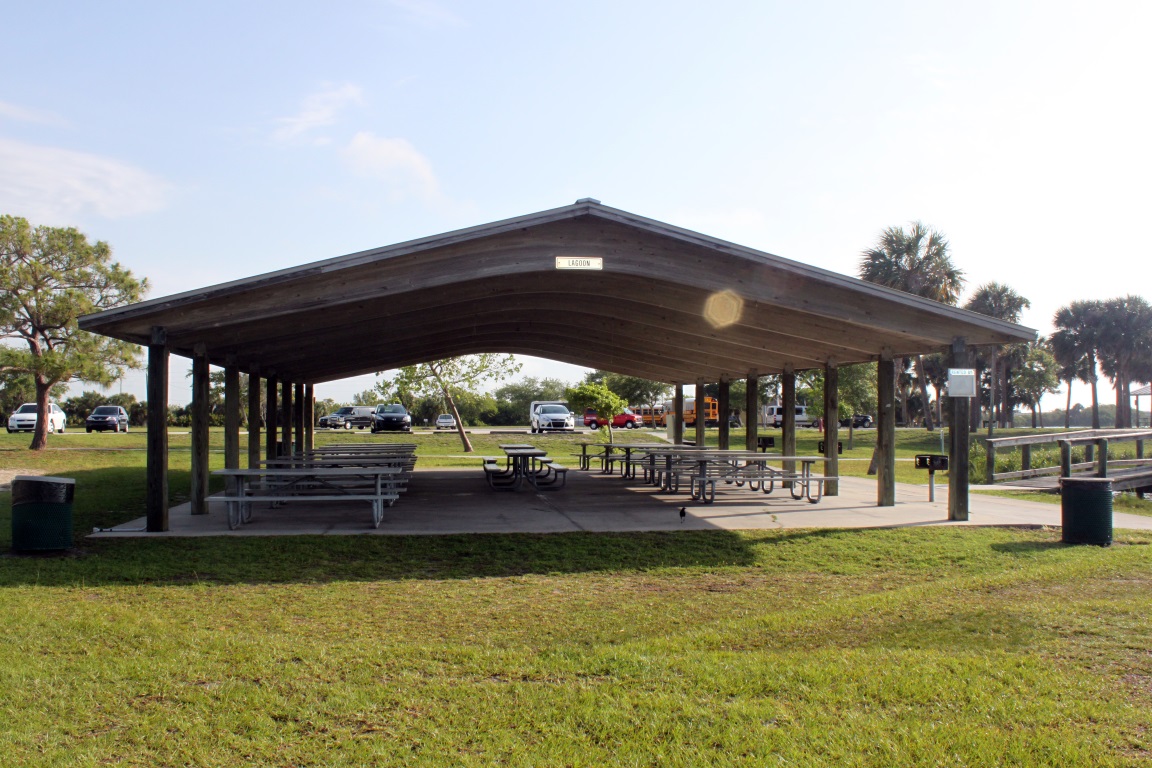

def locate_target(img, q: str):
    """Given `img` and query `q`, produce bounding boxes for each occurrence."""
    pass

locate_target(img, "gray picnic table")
[212,465,406,529]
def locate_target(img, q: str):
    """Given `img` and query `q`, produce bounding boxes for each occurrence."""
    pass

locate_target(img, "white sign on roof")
[555,256,603,270]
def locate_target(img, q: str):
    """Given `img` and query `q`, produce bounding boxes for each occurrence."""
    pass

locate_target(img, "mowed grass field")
[1,427,1151,766]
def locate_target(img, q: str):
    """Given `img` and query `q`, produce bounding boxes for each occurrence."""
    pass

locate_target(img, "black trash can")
[11,476,75,551]
[1060,477,1112,546]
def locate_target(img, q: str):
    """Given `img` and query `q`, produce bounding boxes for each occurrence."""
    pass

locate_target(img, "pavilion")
[79,199,1036,530]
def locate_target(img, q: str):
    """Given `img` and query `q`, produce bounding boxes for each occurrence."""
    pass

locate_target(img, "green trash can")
[1060,477,1112,546]
[11,476,75,551]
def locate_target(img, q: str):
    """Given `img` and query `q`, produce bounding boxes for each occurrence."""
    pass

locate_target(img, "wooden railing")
[984,429,1150,485]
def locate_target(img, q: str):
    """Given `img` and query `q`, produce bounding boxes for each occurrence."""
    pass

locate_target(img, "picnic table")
[630,446,828,504]
[484,445,568,491]
[628,444,710,488]
[212,466,407,529]
[594,442,668,476]
[576,442,675,477]
[574,442,612,471]
[258,454,416,470]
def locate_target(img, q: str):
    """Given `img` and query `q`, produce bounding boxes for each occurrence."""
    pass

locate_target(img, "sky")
[2,0,1149,409]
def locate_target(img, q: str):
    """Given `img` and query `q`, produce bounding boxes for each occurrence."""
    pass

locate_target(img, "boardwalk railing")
[984,429,1151,489]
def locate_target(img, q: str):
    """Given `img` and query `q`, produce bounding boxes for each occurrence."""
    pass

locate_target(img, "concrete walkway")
[89,468,1152,538]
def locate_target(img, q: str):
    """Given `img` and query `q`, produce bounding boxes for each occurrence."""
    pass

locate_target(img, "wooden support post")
[1059,440,1072,478]
[673,385,685,444]
[280,381,292,458]
[1021,444,1032,473]
[146,327,169,532]
[824,362,839,496]
[294,382,305,455]
[1139,440,1145,460]
[247,370,262,469]
[695,378,706,447]
[265,375,278,461]
[948,338,970,521]
[190,345,210,516]
[717,376,730,450]
[783,366,797,486]
[745,372,759,451]
[224,364,240,470]
[985,441,996,485]
[877,356,896,507]
[304,384,315,452]
[1097,439,1109,478]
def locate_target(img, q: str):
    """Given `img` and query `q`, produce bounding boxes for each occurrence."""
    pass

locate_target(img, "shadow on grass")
[0,464,1083,588]
[0,465,802,585]
[0,523,1033,588]
[990,540,1070,554]
[0,529,774,587]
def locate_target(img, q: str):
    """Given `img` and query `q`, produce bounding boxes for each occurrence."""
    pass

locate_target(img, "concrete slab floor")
[88,468,1152,538]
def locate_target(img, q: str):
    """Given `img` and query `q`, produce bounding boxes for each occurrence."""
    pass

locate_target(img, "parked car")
[85,405,130,433]
[529,400,568,427]
[7,403,67,434]
[584,407,642,429]
[435,413,456,430]
[319,406,374,430]
[531,403,574,433]
[348,406,375,429]
[371,404,412,432]
[319,406,353,429]
[839,414,874,428]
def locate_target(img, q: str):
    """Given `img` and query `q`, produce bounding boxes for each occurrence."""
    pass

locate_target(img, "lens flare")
[703,290,744,328]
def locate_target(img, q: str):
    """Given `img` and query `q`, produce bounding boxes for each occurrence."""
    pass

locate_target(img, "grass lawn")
[1,427,1151,765]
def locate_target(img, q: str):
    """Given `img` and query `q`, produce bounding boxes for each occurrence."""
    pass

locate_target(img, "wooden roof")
[79,200,1036,384]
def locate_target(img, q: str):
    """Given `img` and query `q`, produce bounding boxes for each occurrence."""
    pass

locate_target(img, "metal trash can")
[1060,477,1112,546]
[11,476,75,551]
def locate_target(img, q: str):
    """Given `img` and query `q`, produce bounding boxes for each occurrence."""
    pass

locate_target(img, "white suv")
[7,403,68,433]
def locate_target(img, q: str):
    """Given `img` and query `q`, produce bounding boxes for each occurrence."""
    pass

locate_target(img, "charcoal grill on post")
[914,454,949,502]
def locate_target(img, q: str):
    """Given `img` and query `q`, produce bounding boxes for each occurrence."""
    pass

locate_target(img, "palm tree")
[964,283,1030,429]
[1051,300,1105,430]
[1049,330,1094,429]
[921,353,950,428]
[1095,295,1152,428]
[859,222,964,431]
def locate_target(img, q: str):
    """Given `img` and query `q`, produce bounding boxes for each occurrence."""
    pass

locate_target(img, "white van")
[762,404,814,428]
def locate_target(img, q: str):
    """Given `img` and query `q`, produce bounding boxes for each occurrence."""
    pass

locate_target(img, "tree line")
[857,222,1151,431]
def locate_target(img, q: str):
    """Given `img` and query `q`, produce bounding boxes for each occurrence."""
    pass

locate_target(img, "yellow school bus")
[665,397,719,427]
[633,404,666,427]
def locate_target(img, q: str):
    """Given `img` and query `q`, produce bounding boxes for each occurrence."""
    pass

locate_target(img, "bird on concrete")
[679,507,686,524]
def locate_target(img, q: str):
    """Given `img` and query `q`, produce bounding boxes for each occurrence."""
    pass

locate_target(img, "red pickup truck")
[584,408,643,429]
